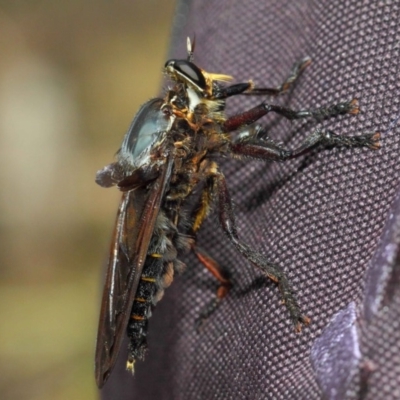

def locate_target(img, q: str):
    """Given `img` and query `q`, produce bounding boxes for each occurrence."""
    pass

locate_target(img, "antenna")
[187,35,196,62]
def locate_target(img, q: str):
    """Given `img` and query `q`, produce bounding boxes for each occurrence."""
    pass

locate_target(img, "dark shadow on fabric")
[383,244,400,308]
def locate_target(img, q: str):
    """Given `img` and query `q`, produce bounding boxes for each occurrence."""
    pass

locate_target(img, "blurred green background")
[0,1,176,399]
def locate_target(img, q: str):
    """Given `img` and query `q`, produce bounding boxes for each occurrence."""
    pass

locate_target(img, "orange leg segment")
[192,245,232,328]
[193,245,231,298]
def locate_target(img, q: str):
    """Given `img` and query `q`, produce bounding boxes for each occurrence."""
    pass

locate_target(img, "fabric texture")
[101,1,400,399]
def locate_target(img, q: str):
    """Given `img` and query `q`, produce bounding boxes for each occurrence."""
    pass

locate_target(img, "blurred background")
[0,1,176,399]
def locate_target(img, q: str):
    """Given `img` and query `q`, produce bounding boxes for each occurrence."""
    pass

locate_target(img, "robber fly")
[94,38,380,388]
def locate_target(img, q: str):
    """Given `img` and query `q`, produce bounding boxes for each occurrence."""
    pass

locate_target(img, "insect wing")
[95,156,173,388]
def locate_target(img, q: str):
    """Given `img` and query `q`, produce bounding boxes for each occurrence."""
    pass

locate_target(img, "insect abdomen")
[126,255,162,362]
[126,226,177,367]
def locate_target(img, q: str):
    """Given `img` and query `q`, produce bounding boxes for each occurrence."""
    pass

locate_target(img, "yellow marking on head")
[199,70,233,97]
[205,72,233,82]
[140,276,156,283]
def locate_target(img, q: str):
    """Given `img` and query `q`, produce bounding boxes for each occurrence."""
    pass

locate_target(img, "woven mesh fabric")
[101,1,400,399]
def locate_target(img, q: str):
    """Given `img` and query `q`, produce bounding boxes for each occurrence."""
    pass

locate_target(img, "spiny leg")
[223,98,360,132]
[215,57,311,99]
[246,56,312,96]
[213,172,309,331]
[231,127,381,161]
[290,129,381,156]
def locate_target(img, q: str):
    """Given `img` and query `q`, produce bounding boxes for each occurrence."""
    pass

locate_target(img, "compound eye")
[165,59,206,91]
[119,98,172,165]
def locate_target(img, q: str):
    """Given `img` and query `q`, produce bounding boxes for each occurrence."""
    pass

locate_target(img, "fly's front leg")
[214,173,310,331]
[214,57,311,99]
[246,56,312,96]
[223,98,361,132]
[231,127,381,161]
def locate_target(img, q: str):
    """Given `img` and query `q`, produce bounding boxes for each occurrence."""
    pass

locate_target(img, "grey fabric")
[101,0,400,399]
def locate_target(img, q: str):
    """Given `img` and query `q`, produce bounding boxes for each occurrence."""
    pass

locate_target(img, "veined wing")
[95,156,173,388]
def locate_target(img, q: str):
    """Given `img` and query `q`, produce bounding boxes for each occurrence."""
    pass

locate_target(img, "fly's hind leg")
[213,172,310,331]
[192,246,232,329]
